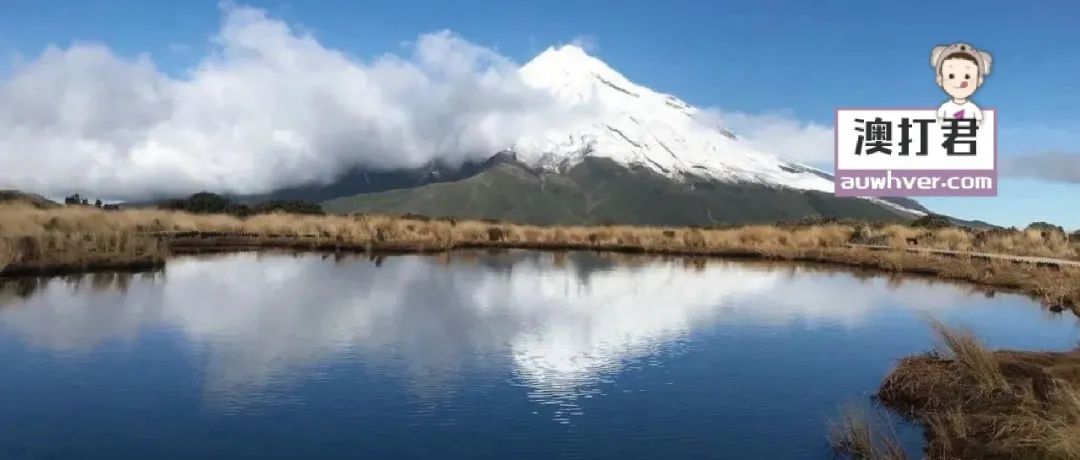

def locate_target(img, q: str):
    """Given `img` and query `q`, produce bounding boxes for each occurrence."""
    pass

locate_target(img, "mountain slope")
[509,45,838,194]
[323,157,913,226]
[318,45,927,225]
[236,156,503,204]
[0,190,60,209]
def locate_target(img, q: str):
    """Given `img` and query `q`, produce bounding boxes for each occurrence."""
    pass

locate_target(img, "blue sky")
[2,0,1078,228]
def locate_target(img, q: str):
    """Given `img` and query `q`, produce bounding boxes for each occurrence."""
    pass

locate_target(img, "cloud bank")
[0,4,842,200]
[1002,151,1080,184]
[0,5,590,199]
[698,109,835,169]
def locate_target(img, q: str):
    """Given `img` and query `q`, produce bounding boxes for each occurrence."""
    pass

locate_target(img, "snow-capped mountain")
[315,45,929,224]
[511,45,833,193]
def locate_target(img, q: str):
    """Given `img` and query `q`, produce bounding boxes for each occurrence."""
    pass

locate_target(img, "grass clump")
[829,405,906,460]
[927,318,1008,391]
[877,320,1080,459]
[909,214,953,229]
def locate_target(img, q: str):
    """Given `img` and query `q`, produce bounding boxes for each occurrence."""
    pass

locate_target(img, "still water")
[0,250,1077,459]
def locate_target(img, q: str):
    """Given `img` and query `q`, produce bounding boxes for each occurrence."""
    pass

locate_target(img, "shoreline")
[4,233,1078,315]
[0,244,1032,303]
[0,257,165,278]
[1,206,1078,315]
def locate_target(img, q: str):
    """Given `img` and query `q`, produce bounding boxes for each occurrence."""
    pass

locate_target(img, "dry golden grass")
[878,321,1080,459]
[927,318,1008,391]
[2,203,1075,257]
[0,203,863,255]
[1,203,1079,313]
[876,223,1080,260]
[829,405,907,460]
[0,204,168,275]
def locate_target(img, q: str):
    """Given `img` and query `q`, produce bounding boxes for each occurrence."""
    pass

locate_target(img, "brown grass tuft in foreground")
[878,320,1080,459]
[927,317,1009,391]
[829,405,907,460]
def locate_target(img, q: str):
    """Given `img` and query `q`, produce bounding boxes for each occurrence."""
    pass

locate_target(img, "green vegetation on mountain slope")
[323,158,911,226]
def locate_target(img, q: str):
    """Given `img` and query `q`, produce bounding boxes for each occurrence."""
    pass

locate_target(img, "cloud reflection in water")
[0,250,1021,418]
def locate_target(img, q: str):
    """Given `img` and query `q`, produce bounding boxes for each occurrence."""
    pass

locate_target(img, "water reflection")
[0,250,1064,419]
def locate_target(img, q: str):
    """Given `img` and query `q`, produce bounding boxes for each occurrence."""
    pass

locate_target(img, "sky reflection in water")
[0,250,1077,459]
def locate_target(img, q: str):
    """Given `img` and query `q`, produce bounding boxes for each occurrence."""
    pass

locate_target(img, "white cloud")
[0,3,837,200]
[0,5,589,199]
[702,109,835,169]
[569,35,600,53]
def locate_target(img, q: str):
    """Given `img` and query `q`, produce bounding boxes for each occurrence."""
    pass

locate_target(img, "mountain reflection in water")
[2,250,1079,459]
[1,251,1056,413]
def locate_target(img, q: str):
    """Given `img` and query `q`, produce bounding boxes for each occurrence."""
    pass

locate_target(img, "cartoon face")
[937,55,982,99]
[930,43,992,101]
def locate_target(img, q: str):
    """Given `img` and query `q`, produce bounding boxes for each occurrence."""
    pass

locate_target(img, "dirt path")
[848,244,1080,269]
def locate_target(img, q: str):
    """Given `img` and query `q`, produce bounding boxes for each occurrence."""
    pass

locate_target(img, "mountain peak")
[519,45,638,99]
[534,44,591,59]
[524,44,606,72]
[515,45,834,192]
[509,45,920,217]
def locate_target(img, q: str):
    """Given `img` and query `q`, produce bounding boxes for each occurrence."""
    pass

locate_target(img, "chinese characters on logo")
[852,117,977,157]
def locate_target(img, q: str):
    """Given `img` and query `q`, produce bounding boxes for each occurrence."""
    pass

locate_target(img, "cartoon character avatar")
[930,42,992,124]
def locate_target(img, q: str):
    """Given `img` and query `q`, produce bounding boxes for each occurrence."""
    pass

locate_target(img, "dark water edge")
[0,258,165,278]
[1,250,1077,459]
[0,247,1032,305]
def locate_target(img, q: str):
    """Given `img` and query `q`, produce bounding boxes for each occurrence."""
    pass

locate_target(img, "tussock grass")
[0,204,167,275]
[2,203,1079,314]
[865,223,1080,260]
[829,405,907,460]
[3,203,1076,259]
[927,318,1008,391]
[878,320,1080,459]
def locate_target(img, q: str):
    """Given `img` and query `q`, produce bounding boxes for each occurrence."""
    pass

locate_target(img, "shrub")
[251,200,324,216]
[160,193,322,217]
[161,192,240,214]
[399,213,432,222]
[910,214,953,229]
[1026,221,1065,236]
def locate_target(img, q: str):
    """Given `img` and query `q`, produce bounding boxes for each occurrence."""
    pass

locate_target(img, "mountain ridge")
[125,45,939,226]
[322,157,917,226]
[315,45,933,224]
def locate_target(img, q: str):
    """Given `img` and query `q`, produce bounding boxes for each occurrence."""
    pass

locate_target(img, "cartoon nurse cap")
[930,42,993,76]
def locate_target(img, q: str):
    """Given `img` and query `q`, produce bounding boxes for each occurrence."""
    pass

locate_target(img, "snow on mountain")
[512,45,834,193]
[509,45,927,217]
